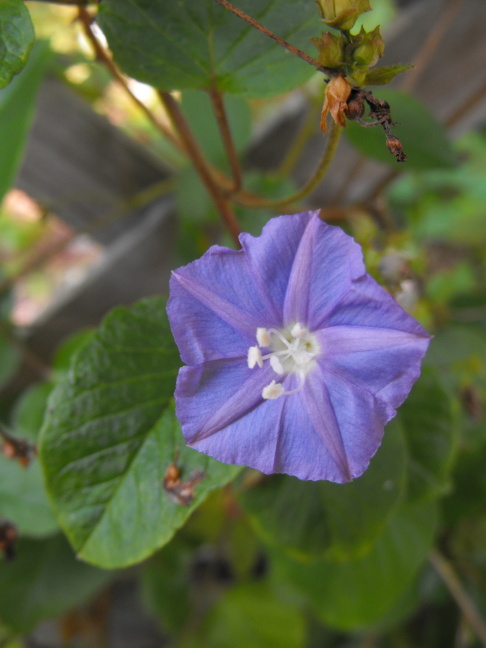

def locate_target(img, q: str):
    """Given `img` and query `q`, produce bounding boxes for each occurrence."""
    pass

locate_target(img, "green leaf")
[97,0,318,98]
[40,298,240,569]
[11,381,53,443]
[52,328,94,373]
[345,89,457,169]
[274,501,438,632]
[396,368,458,502]
[364,63,413,85]
[0,535,112,633]
[0,41,50,204]
[0,329,20,389]
[239,426,406,560]
[0,453,58,537]
[141,540,193,634]
[202,582,306,648]
[425,324,486,393]
[0,0,34,89]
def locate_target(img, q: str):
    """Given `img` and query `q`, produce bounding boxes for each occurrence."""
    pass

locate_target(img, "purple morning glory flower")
[167,211,430,483]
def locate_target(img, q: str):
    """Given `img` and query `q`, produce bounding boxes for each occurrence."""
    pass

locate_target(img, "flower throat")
[247,324,320,400]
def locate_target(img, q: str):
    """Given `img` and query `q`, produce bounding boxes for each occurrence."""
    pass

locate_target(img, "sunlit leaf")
[0,0,34,89]
[0,41,50,203]
[98,0,318,97]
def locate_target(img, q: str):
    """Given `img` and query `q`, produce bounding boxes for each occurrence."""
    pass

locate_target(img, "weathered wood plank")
[15,76,169,244]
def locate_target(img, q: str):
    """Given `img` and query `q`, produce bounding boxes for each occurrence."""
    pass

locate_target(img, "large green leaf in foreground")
[98,0,317,97]
[40,298,240,569]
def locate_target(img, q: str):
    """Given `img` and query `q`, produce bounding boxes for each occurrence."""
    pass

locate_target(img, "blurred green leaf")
[0,535,111,633]
[98,0,317,97]
[240,426,406,560]
[442,442,486,525]
[0,453,58,537]
[0,41,50,204]
[274,501,438,632]
[364,64,413,85]
[0,0,34,89]
[396,368,458,502]
[390,132,486,243]
[11,382,53,443]
[345,90,457,169]
[141,540,193,635]
[181,91,251,166]
[40,298,240,569]
[425,325,486,393]
[202,582,306,648]
[177,165,214,225]
[0,330,20,389]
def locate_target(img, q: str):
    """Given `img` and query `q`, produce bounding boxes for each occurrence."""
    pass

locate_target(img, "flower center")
[247,323,320,400]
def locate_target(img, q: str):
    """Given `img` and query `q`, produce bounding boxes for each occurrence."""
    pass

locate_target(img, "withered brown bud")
[320,75,352,134]
[0,520,17,561]
[345,90,365,121]
[386,134,407,162]
[1,434,36,467]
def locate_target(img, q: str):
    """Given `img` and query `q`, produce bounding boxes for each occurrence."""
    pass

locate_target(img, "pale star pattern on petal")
[167,211,431,483]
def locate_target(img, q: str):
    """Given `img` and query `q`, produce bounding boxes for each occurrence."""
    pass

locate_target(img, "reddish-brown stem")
[212,0,334,76]
[158,91,242,247]
[208,86,243,193]
[77,8,182,151]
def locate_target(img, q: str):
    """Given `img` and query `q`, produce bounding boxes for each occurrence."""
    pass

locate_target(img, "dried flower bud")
[386,134,407,162]
[344,89,365,121]
[320,75,352,134]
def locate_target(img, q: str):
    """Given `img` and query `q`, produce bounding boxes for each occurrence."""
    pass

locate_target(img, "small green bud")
[346,69,367,86]
[314,0,371,31]
[311,32,345,69]
[351,26,385,68]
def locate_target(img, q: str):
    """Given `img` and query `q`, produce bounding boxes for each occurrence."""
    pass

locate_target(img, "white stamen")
[249,322,320,398]
[248,346,263,369]
[291,322,306,339]
[256,327,271,347]
[270,355,285,375]
[262,381,285,400]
